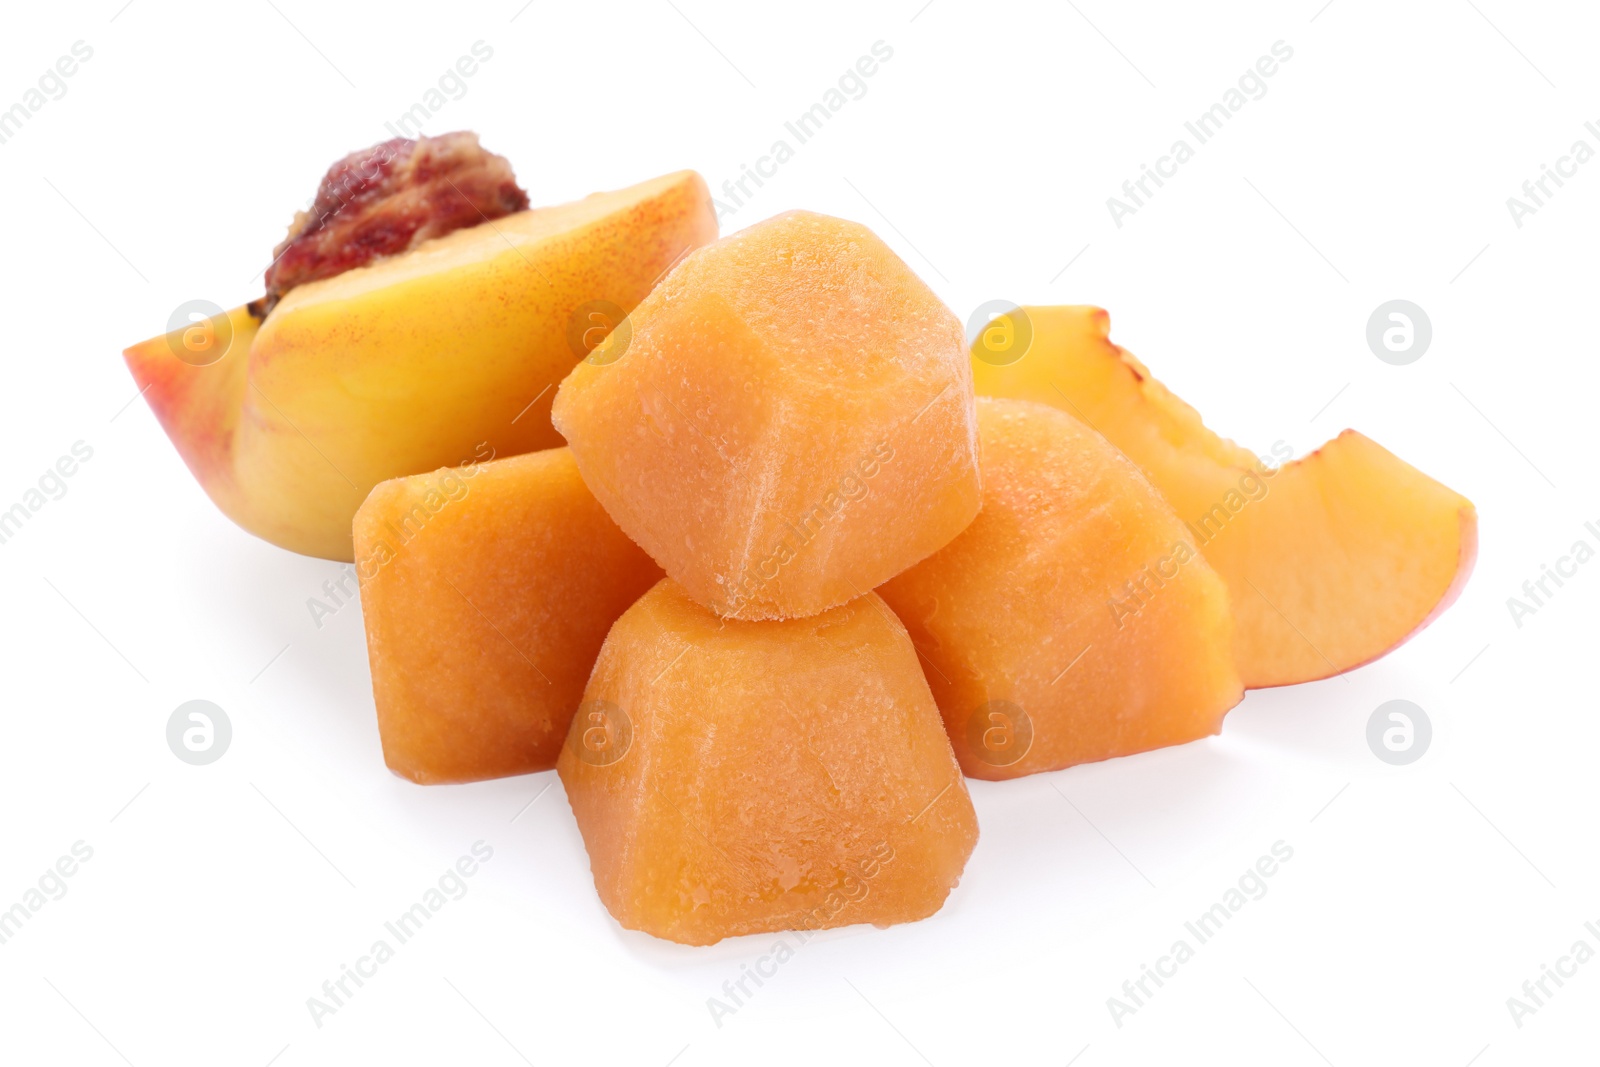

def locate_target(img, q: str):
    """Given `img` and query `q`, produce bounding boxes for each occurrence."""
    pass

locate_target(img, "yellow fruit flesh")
[973,306,1476,686]
[125,170,717,560]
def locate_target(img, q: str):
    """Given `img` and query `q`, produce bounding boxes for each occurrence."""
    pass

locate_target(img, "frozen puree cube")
[551,210,981,621]
[557,579,979,946]
[972,305,1477,688]
[879,397,1244,780]
[354,447,663,783]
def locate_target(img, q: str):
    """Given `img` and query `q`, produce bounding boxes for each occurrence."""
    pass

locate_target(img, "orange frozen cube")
[355,448,663,783]
[879,397,1244,780]
[972,305,1477,687]
[557,579,978,945]
[551,210,981,621]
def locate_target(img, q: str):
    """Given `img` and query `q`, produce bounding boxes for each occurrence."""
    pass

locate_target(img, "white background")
[1,1,1595,1064]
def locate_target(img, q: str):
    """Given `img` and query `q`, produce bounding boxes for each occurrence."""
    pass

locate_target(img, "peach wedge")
[124,170,716,560]
[972,306,1476,688]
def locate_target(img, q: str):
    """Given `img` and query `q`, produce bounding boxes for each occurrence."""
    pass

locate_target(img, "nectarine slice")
[552,210,981,621]
[354,448,662,783]
[879,397,1243,780]
[971,306,1477,687]
[125,170,717,561]
[557,579,978,945]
